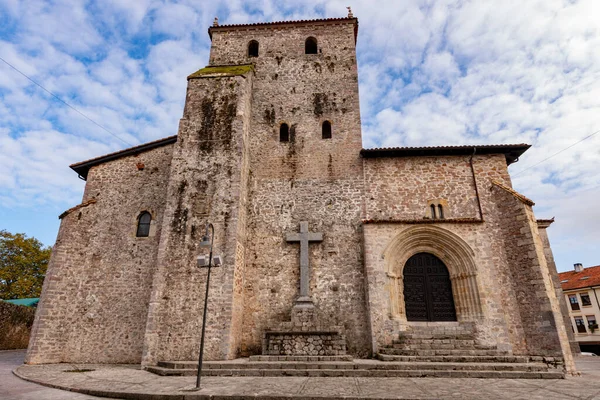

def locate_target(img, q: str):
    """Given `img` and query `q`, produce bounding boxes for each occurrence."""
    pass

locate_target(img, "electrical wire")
[512,129,600,177]
[0,56,133,146]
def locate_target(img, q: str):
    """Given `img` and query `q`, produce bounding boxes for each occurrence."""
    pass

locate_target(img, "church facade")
[26,15,576,374]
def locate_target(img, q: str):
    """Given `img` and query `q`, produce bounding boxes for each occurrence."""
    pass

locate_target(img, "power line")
[512,128,600,177]
[0,56,133,146]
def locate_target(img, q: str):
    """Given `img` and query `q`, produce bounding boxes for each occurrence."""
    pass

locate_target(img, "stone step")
[377,354,530,363]
[378,348,509,356]
[157,360,551,372]
[391,343,497,351]
[249,355,353,362]
[146,366,563,379]
[398,333,475,341]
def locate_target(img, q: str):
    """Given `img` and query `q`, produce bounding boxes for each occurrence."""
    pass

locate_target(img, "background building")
[559,263,600,355]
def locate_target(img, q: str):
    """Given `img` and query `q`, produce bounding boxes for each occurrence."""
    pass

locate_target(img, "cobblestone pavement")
[4,350,600,399]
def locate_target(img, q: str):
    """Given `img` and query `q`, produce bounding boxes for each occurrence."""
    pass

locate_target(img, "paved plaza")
[3,349,600,399]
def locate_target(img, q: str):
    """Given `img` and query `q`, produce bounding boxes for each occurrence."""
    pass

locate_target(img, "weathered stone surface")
[25,16,574,375]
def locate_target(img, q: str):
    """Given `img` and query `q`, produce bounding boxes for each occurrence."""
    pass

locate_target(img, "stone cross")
[286,221,323,304]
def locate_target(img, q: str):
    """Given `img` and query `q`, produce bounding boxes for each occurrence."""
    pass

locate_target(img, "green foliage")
[0,230,51,300]
[187,64,254,79]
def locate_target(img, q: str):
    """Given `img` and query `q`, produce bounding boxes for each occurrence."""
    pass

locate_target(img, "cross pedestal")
[286,221,323,306]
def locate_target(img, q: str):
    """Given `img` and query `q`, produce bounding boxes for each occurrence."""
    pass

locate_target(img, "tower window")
[305,37,318,54]
[280,123,289,142]
[430,204,437,219]
[322,121,332,139]
[248,40,259,57]
[136,212,151,237]
[438,205,444,219]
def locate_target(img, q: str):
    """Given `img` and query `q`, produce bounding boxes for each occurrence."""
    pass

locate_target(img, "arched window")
[248,40,259,57]
[438,205,444,219]
[322,121,332,139]
[136,212,151,237]
[430,204,437,219]
[280,123,289,142]
[305,37,318,54]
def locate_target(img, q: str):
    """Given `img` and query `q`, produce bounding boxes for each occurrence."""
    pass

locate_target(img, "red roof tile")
[559,265,600,291]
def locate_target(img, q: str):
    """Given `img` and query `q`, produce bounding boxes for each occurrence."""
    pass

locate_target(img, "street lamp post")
[196,222,215,389]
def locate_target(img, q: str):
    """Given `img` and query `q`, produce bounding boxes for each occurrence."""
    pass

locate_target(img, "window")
[581,293,592,307]
[136,212,151,237]
[438,205,444,219]
[569,294,580,311]
[280,123,289,142]
[587,315,597,330]
[305,37,317,54]
[574,316,587,333]
[430,204,437,219]
[322,121,332,139]
[248,40,259,57]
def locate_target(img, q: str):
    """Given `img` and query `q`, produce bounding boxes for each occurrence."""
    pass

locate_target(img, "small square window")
[569,294,580,311]
[581,293,592,307]
[574,316,587,333]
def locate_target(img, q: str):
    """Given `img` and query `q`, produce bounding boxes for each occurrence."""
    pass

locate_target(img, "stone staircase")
[147,355,564,379]
[147,325,564,379]
[375,324,565,378]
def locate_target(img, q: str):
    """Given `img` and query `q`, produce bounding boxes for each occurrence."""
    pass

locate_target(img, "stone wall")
[537,222,580,356]
[361,153,567,358]
[141,70,254,365]
[209,19,370,357]
[491,185,576,372]
[26,145,173,364]
[263,331,346,356]
[0,302,35,350]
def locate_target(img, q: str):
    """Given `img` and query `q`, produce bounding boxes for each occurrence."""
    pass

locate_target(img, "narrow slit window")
[438,205,444,219]
[430,204,437,219]
[305,37,317,54]
[136,212,151,237]
[280,123,289,142]
[322,121,332,139]
[248,40,259,57]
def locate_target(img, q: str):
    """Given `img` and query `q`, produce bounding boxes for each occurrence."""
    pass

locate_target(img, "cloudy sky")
[1,0,599,272]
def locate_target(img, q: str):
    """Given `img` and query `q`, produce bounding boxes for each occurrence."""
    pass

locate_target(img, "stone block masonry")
[25,15,575,374]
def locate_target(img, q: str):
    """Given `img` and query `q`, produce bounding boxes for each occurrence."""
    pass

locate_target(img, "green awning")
[3,298,39,307]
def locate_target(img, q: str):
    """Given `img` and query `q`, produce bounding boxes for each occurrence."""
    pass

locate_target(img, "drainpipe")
[469,148,484,221]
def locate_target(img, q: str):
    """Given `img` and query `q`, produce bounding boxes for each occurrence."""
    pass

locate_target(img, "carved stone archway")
[383,226,483,322]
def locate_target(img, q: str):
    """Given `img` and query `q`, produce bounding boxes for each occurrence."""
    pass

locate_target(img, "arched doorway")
[403,252,457,321]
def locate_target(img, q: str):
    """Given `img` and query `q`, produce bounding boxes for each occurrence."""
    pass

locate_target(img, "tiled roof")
[491,180,535,206]
[559,265,600,291]
[58,198,97,220]
[70,135,177,180]
[360,144,530,165]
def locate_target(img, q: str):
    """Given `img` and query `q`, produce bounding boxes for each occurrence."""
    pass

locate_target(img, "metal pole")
[196,223,214,389]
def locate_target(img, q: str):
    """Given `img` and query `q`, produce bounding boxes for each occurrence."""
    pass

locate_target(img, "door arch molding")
[383,225,484,321]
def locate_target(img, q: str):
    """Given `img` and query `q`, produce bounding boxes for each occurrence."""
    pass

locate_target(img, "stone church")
[27,14,577,376]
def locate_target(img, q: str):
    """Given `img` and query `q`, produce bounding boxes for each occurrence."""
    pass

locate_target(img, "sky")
[0,0,599,272]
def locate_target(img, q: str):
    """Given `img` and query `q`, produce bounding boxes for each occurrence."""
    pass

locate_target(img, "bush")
[0,301,35,350]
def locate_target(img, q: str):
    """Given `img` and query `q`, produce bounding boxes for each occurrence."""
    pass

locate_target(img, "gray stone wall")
[141,71,254,365]
[537,224,580,356]
[26,145,173,364]
[209,20,370,357]
[361,153,574,367]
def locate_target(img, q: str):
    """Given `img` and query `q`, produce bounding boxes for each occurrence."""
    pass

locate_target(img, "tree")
[0,230,51,300]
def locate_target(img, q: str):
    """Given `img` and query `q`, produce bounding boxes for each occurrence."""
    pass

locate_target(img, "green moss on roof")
[188,64,254,79]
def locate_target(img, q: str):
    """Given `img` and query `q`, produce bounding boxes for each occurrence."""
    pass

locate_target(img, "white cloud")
[0,0,599,269]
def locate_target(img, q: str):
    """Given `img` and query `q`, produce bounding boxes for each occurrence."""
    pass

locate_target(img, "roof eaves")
[360,144,530,165]
[70,135,177,180]
[490,180,535,206]
[208,17,359,42]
